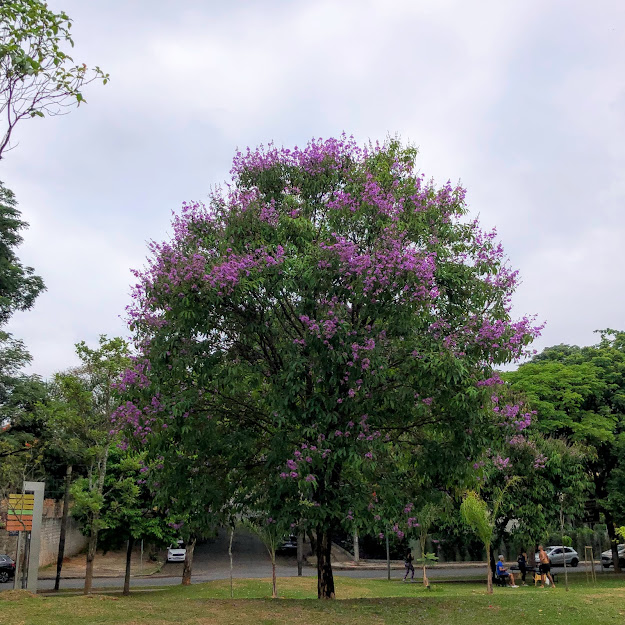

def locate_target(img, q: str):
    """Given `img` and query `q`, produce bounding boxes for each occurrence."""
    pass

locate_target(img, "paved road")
[36,529,610,592]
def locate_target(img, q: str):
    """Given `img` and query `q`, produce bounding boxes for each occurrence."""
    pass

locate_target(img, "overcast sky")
[2,0,624,377]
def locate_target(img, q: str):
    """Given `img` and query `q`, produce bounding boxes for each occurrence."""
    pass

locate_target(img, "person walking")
[403,548,415,581]
[517,550,528,585]
[538,545,556,588]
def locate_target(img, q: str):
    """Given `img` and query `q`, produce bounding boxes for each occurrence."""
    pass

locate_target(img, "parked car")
[0,554,16,583]
[167,540,186,563]
[534,546,579,567]
[278,535,298,552]
[601,544,625,568]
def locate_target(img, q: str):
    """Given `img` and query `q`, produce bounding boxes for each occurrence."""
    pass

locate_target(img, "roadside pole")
[559,495,569,591]
[13,531,22,590]
[24,481,45,593]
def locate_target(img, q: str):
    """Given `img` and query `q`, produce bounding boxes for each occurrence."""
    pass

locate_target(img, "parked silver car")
[601,544,625,568]
[535,546,579,567]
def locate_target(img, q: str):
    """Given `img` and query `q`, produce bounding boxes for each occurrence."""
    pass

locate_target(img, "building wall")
[37,515,88,567]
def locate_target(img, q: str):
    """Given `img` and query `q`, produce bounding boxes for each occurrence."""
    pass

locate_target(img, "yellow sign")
[8,494,34,502]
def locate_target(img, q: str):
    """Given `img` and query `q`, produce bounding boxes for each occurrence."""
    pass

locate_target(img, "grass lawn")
[1,575,624,624]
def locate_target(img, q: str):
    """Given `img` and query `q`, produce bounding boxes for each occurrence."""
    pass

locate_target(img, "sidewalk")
[308,557,488,571]
[38,547,164,580]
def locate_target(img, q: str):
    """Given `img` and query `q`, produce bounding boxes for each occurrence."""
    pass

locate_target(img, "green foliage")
[0,333,47,495]
[460,491,492,548]
[0,0,109,159]
[54,336,130,542]
[0,180,45,492]
[505,330,625,528]
[0,182,44,322]
[88,448,174,551]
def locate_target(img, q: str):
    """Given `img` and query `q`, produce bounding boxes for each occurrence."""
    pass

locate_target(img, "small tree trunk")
[386,532,391,580]
[420,533,429,587]
[271,554,277,598]
[228,527,234,598]
[606,515,622,574]
[182,537,196,585]
[486,544,493,594]
[84,532,97,594]
[54,464,72,591]
[84,445,110,595]
[316,526,335,599]
[353,530,360,563]
[297,529,304,576]
[123,538,133,596]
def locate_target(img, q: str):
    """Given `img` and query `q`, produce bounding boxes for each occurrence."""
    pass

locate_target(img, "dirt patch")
[0,589,41,601]
[38,547,164,579]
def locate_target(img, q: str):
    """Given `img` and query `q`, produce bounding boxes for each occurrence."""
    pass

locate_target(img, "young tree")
[460,481,519,594]
[414,503,442,588]
[64,336,129,594]
[0,1,108,160]
[245,515,290,598]
[118,136,540,598]
[41,370,104,591]
[95,449,174,595]
[505,330,625,573]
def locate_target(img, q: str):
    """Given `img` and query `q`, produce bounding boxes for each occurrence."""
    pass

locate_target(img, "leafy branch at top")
[0,0,109,160]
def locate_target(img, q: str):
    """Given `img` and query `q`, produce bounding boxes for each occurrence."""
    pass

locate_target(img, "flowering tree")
[117,136,540,599]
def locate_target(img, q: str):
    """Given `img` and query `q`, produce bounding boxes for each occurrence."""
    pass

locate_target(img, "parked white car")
[601,544,625,569]
[167,540,186,563]
[534,546,579,567]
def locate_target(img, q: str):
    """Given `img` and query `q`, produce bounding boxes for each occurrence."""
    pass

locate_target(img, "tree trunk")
[54,464,72,591]
[353,530,359,563]
[606,515,622,574]
[386,531,391,580]
[316,526,335,599]
[123,538,133,596]
[420,533,429,587]
[297,529,304,576]
[182,537,196,585]
[486,544,493,594]
[228,527,234,598]
[84,446,110,595]
[84,532,97,594]
[271,555,277,598]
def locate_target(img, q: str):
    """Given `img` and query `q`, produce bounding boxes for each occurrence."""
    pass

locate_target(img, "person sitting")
[496,555,518,587]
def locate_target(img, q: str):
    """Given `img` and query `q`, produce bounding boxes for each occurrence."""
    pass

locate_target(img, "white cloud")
[2,0,624,376]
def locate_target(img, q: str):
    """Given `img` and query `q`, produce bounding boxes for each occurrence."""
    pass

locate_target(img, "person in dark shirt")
[517,550,528,585]
[403,548,415,581]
